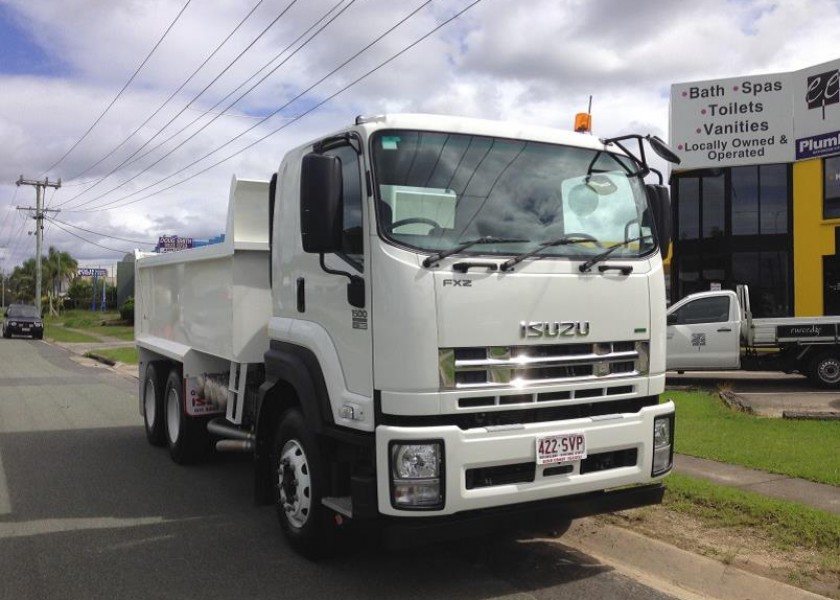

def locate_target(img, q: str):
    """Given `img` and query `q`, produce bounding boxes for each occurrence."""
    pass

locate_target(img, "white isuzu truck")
[667,286,840,388]
[135,113,679,556]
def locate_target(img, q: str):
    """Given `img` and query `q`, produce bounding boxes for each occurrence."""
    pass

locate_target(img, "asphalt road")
[0,338,679,600]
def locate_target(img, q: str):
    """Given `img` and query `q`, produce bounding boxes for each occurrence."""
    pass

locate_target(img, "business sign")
[78,268,108,277]
[157,235,193,253]
[670,73,794,170]
[670,57,840,169]
[793,59,840,159]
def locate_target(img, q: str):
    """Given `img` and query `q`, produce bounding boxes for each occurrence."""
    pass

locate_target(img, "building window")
[671,165,792,316]
[731,165,788,234]
[824,155,840,219]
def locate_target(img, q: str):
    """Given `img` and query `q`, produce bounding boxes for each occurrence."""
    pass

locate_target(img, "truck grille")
[439,341,648,390]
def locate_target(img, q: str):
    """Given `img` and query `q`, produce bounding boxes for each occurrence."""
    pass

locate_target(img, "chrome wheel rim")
[277,440,312,529]
[166,387,180,444]
[144,379,156,429]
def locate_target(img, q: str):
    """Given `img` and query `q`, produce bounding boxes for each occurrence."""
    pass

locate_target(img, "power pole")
[16,176,61,313]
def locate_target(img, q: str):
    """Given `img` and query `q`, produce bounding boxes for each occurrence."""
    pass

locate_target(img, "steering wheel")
[390,217,442,232]
[563,233,604,248]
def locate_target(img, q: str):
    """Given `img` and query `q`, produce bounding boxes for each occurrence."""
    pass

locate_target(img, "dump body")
[135,178,272,364]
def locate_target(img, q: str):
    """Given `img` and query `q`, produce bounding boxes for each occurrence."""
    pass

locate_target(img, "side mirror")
[646,135,682,165]
[300,153,343,254]
[646,184,672,252]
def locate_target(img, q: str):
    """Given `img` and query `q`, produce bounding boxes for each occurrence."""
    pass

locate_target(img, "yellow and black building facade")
[669,58,840,317]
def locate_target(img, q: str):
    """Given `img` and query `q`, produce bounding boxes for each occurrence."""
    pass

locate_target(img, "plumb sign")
[671,57,840,169]
[78,268,108,277]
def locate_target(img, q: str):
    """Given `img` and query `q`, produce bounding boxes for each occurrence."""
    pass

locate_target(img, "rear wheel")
[808,352,840,388]
[164,368,209,463]
[270,410,334,558]
[143,363,166,446]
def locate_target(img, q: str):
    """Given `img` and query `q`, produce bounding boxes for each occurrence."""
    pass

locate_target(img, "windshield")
[7,305,40,318]
[371,130,656,260]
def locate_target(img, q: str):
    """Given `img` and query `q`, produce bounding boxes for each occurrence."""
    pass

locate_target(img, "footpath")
[50,334,839,599]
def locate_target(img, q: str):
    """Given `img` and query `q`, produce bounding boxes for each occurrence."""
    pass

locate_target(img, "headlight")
[390,441,444,510]
[10,321,16,327]
[652,414,674,476]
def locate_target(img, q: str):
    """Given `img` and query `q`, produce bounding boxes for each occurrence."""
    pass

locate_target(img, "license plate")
[21,327,30,332]
[536,433,587,465]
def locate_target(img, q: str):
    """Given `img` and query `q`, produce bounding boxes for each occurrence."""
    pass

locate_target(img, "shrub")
[120,296,135,324]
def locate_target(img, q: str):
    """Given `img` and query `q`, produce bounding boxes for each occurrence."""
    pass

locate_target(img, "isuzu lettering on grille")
[520,321,591,338]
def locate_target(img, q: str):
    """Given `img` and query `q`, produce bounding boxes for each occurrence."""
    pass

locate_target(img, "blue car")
[2,304,44,339]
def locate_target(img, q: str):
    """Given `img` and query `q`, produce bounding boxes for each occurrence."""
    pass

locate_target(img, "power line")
[66,0,442,213]
[47,217,156,245]
[47,219,137,255]
[56,0,344,211]
[63,0,270,183]
[41,0,193,175]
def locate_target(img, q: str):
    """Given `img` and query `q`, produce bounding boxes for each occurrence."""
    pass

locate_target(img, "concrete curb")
[561,519,829,600]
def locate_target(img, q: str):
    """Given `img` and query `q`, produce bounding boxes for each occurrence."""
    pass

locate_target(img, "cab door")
[666,294,741,370]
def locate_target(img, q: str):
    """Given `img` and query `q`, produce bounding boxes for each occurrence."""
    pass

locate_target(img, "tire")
[808,352,840,388]
[270,410,333,558]
[164,368,209,464]
[143,363,166,446]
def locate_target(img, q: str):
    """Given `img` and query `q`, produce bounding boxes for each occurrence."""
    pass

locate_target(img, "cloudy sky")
[1,0,839,270]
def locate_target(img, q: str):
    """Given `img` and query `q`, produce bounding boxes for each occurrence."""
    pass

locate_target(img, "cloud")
[1,0,840,269]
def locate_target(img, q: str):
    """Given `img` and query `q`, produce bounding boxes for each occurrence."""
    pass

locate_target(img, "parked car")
[2,304,44,339]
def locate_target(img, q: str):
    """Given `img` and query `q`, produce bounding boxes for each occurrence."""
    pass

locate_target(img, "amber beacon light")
[574,112,592,133]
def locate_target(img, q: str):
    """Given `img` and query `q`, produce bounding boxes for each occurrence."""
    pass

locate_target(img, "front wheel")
[808,352,840,388]
[270,410,333,558]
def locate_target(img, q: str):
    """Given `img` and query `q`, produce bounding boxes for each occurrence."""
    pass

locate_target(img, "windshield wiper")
[499,236,600,272]
[421,236,528,268]
[578,235,653,273]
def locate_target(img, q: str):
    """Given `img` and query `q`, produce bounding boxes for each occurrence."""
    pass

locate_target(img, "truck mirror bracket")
[319,254,365,308]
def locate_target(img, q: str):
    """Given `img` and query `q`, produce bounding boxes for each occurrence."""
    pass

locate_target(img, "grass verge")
[45,310,135,342]
[609,473,840,597]
[45,327,100,343]
[669,390,840,486]
[664,473,840,553]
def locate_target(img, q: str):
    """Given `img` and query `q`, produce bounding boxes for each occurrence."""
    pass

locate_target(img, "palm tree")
[43,247,78,315]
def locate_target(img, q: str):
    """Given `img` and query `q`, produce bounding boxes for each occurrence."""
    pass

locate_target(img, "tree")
[5,249,81,309]
[43,246,78,297]
[42,247,78,314]
[8,259,36,304]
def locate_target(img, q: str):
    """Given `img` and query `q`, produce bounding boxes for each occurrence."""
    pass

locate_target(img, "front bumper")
[375,401,674,517]
[379,482,664,549]
[4,322,43,337]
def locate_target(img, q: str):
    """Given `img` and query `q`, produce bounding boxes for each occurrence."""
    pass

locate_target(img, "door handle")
[717,327,732,332]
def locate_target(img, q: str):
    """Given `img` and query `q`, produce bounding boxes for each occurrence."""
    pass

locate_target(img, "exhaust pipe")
[216,439,254,452]
[207,417,255,441]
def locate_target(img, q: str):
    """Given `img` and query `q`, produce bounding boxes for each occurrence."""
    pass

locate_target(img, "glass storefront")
[671,164,792,317]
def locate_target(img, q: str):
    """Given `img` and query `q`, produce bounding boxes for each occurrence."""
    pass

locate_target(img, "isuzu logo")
[520,321,591,338]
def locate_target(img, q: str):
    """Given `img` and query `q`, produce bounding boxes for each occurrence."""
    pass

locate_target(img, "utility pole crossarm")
[15,176,62,313]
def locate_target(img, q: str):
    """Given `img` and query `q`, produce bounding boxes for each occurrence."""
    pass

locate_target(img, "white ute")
[136,114,680,557]
[667,285,840,387]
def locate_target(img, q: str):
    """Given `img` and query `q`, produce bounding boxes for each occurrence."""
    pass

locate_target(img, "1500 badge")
[520,321,591,338]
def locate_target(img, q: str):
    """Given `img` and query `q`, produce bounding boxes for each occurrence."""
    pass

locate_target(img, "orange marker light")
[574,112,592,133]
